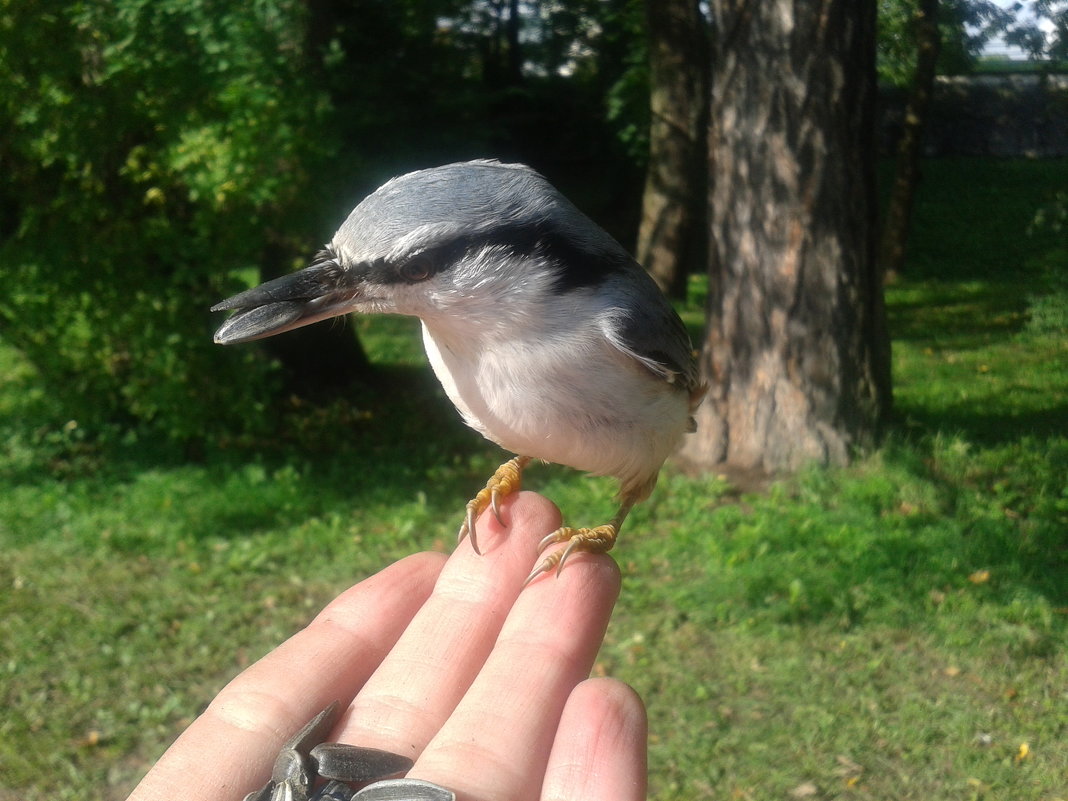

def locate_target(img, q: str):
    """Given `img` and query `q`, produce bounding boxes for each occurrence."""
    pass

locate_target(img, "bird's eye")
[398,256,433,282]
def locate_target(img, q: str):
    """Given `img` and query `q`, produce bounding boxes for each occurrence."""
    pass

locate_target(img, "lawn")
[1,158,1066,800]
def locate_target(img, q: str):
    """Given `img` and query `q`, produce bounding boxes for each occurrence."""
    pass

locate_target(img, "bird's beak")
[211,259,360,345]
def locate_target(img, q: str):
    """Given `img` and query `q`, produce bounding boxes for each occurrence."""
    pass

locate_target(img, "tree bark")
[636,0,709,299]
[683,0,891,473]
[879,0,942,280]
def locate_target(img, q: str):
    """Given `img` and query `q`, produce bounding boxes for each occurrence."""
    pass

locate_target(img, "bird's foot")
[523,523,618,586]
[457,456,532,555]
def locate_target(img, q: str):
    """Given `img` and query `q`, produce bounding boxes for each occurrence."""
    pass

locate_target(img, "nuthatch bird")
[212,160,704,584]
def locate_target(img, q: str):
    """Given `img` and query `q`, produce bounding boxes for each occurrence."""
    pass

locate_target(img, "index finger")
[127,552,445,801]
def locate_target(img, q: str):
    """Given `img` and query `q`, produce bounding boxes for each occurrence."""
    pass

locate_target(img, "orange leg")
[523,499,635,586]
[457,455,532,555]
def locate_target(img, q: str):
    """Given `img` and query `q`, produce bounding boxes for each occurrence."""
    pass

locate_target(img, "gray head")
[332,160,623,267]
[211,159,639,344]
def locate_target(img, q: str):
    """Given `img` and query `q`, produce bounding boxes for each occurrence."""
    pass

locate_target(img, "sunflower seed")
[285,701,342,756]
[310,742,413,784]
[309,780,357,801]
[243,781,275,801]
[351,778,456,801]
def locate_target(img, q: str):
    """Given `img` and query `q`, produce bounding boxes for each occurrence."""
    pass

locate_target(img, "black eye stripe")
[388,240,468,284]
[368,222,628,288]
[398,255,433,282]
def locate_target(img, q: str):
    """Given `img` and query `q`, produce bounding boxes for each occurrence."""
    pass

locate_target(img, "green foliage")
[603,0,650,163]
[877,0,1005,86]
[879,0,933,86]
[878,0,1068,86]
[1005,0,1068,61]
[0,0,329,442]
[0,0,650,448]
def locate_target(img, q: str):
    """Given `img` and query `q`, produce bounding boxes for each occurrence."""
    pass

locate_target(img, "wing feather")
[600,268,699,392]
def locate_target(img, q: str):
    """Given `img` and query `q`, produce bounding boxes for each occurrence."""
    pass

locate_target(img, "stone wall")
[880,74,1068,158]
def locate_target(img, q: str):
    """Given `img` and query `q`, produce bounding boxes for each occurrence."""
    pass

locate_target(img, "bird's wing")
[601,274,700,392]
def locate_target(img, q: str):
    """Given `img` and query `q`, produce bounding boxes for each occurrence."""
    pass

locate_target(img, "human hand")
[128,491,646,801]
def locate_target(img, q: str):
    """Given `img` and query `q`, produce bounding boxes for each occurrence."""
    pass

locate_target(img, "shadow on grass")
[0,360,504,550]
[180,365,503,541]
[886,280,1031,347]
[896,401,1068,446]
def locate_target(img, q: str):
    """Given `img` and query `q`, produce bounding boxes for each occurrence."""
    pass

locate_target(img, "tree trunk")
[504,0,523,85]
[683,0,891,474]
[879,0,942,280]
[636,0,709,300]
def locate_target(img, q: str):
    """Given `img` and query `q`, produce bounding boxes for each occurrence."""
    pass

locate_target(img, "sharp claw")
[459,457,532,556]
[523,538,580,587]
[490,488,504,525]
[525,523,620,586]
[555,538,582,577]
[458,505,481,555]
[523,556,555,587]
[537,528,562,554]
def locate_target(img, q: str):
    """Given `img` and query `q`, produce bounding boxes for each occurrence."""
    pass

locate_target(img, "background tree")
[1002,0,1068,59]
[0,0,330,444]
[878,0,943,279]
[877,0,1012,84]
[0,0,645,448]
[684,0,892,473]
[635,0,709,299]
[875,0,1063,279]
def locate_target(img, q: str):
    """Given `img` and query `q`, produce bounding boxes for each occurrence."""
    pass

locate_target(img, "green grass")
[2,158,1067,800]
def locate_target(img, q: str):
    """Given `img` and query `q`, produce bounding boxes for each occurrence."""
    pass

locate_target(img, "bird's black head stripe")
[530,227,632,293]
[363,221,630,292]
